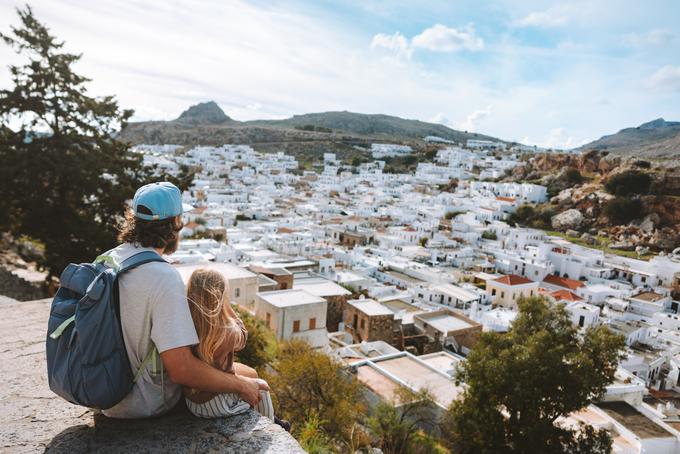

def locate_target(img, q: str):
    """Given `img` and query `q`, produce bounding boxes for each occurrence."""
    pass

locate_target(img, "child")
[184,268,278,423]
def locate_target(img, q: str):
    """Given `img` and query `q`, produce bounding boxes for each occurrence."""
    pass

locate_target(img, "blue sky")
[1,0,679,148]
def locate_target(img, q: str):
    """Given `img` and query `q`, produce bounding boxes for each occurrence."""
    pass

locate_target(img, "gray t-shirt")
[102,243,198,418]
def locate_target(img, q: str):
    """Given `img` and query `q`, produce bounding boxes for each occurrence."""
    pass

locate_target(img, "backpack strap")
[117,250,166,275]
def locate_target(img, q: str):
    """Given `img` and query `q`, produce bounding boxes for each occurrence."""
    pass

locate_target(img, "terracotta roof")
[277,227,295,234]
[493,274,534,286]
[542,274,585,291]
[550,289,582,302]
[496,196,516,203]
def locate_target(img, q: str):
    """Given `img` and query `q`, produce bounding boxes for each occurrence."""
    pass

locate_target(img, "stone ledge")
[0,298,305,453]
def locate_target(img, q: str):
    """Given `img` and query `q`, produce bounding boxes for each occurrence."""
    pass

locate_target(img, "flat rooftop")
[175,262,256,284]
[417,351,462,377]
[257,289,326,308]
[421,313,474,333]
[348,299,394,317]
[293,276,351,297]
[597,401,674,439]
[383,269,425,284]
[356,354,463,408]
[631,291,665,303]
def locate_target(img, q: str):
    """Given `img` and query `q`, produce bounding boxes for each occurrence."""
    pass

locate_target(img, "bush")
[481,230,497,240]
[604,170,652,196]
[633,160,651,169]
[547,167,584,197]
[445,210,464,220]
[603,197,644,225]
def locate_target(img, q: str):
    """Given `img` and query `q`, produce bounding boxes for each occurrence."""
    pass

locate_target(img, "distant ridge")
[121,100,504,147]
[579,118,680,158]
[247,111,499,142]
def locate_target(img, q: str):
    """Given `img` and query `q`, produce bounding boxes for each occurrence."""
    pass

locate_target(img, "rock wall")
[0,266,48,301]
[0,298,305,453]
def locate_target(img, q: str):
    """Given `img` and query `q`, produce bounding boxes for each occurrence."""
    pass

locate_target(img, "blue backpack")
[46,250,165,409]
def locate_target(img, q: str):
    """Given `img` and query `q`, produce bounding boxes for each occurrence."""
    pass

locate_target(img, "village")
[139,140,680,453]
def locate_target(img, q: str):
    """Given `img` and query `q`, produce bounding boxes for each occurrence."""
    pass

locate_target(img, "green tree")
[233,306,276,371]
[419,237,429,247]
[0,7,150,277]
[265,339,366,446]
[367,388,445,454]
[442,296,625,454]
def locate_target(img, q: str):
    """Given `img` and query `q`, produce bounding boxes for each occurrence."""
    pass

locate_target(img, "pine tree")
[0,6,150,277]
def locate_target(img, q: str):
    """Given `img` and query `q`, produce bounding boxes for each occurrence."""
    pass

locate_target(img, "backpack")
[46,250,165,409]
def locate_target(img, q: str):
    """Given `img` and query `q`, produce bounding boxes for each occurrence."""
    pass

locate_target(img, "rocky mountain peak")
[175,101,230,124]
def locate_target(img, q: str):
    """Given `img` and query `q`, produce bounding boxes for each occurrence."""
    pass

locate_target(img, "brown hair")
[186,268,235,366]
[117,209,182,253]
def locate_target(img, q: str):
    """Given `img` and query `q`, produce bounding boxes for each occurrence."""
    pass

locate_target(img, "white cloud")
[522,128,588,150]
[430,112,451,126]
[648,66,680,92]
[412,24,483,53]
[370,32,412,59]
[514,8,567,28]
[370,24,483,60]
[627,29,674,47]
[454,105,492,132]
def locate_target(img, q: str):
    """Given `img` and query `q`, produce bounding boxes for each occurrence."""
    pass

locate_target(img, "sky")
[0,0,679,149]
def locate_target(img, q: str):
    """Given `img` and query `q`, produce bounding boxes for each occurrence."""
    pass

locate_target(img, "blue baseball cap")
[132,182,194,221]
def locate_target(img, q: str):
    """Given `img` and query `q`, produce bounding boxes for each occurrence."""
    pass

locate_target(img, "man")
[103,182,265,418]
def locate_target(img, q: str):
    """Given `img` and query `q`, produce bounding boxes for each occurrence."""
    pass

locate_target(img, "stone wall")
[0,298,305,453]
[0,265,48,301]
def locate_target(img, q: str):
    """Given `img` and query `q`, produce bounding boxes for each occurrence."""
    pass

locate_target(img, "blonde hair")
[186,268,234,366]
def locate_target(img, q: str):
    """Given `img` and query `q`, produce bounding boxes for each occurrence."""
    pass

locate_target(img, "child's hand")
[254,378,270,391]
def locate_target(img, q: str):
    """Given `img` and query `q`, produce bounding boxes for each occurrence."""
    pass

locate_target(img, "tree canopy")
[0,6,150,277]
[441,296,625,454]
[265,339,367,449]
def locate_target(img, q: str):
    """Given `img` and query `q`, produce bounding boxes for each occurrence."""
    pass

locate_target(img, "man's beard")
[163,232,179,255]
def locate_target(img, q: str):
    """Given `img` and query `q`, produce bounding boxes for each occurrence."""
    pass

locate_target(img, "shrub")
[445,210,464,220]
[603,197,644,225]
[481,230,497,240]
[604,170,652,196]
[633,160,651,169]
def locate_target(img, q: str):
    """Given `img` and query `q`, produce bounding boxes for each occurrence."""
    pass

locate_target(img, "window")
[293,320,300,333]
[235,288,241,298]
[530,290,534,296]
[579,315,585,327]
[309,318,316,330]
[360,318,365,329]
[265,312,271,329]
[353,314,358,329]
[501,292,505,298]
[492,289,497,296]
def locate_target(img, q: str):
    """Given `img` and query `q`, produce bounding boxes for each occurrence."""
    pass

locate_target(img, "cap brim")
[182,203,195,213]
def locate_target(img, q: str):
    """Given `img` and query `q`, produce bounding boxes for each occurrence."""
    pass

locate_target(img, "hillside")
[248,111,498,142]
[120,101,503,149]
[579,118,680,159]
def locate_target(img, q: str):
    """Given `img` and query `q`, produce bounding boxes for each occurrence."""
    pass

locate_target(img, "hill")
[579,118,680,159]
[120,101,504,149]
[248,111,499,142]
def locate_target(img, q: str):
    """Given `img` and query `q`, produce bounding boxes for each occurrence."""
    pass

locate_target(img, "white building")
[255,289,329,349]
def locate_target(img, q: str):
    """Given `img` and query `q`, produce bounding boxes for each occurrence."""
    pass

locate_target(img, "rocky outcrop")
[0,298,304,454]
[551,209,584,231]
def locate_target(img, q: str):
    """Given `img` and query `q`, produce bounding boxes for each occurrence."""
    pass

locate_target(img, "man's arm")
[160,346,267,407]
